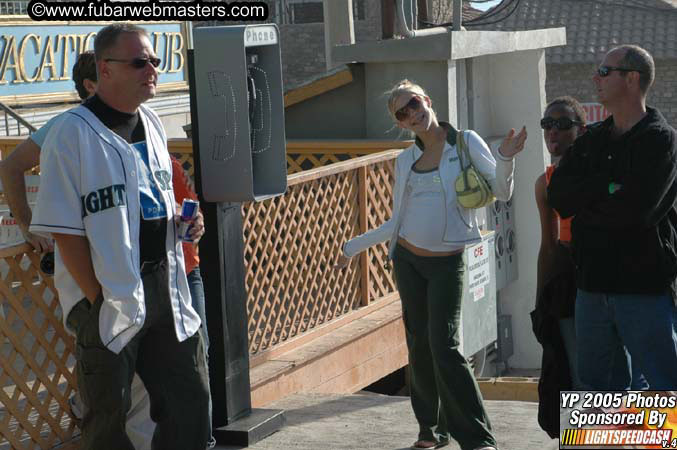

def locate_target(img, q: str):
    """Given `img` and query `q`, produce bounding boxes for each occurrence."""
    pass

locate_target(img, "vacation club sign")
[0,22,187,102]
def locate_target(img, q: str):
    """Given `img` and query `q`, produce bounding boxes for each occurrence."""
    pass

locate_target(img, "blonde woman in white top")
[336,80,526,450]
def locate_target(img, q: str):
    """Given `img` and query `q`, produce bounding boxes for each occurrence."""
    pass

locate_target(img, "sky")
[470,0,503,11]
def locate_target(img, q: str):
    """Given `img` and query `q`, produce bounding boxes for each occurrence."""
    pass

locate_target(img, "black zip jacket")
[547,107,677,298]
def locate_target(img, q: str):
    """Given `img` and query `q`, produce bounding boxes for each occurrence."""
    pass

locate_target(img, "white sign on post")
[0,175,40,247]
[467,240,490,302]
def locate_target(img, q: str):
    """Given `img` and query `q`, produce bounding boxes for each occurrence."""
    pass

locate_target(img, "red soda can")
[178,199,199,242]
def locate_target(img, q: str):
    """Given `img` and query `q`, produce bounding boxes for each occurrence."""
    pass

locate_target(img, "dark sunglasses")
[540,117,583,131]
[394,96,423,122]
[105,56,162,69]
[596,65,643,77]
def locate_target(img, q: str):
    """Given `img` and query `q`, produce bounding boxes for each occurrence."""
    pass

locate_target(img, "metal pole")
[417,0,428,24]
[453,0,462,31]
[381,0,395,38]
[185,21,193,50]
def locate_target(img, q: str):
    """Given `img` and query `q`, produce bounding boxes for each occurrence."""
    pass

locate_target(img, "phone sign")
[244,25,278,47]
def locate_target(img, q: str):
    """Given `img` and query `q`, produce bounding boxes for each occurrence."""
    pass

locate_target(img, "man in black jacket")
[548,45,677,390]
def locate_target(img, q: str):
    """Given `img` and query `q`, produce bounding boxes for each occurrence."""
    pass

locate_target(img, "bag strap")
[456,130,470,170]
[456,130,472,186]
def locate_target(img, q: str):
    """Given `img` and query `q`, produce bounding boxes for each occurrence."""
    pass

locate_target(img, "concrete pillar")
[363,60,456,139]
[323,0,355,71]
[488,49,550,370]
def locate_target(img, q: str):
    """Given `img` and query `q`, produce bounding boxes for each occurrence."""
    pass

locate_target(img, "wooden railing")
[166,138,411,175]
[0,138,409,449]
[1,137,411,176]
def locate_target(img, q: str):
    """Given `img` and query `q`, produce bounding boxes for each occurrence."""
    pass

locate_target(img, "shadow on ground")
[215,393,559,450]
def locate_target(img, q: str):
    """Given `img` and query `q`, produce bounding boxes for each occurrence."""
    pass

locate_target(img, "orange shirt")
[545,165,572,243]
[171,156,200,274]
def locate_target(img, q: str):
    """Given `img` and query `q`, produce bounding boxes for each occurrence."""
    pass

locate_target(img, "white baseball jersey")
[30,104,200,354]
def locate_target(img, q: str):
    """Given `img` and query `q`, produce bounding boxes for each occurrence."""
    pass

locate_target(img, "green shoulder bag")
[454,130,496,209]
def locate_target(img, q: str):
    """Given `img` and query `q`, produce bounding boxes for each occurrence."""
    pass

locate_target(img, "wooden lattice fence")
[0,246,78,450]
[243,151,400,356]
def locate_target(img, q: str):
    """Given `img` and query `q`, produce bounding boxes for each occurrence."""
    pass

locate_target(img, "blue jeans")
[575,290,677,390]
[560,317,648,390]
[188,267,209,354]
[187,267,215,448]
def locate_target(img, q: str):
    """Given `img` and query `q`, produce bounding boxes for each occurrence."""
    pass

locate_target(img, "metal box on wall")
[460,231,498,358]
[484,137,519,290]
[487,200,506,290]
[503,199,519,285]
[191,25,287,202]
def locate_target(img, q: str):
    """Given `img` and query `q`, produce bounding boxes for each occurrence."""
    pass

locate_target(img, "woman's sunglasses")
[540,117,583,130]
[596,65,642,77]
[105,57,162,70]
[394,96,423,122]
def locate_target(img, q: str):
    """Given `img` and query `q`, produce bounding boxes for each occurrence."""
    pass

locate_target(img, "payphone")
[188,24,287,446]
[192,24,287,202]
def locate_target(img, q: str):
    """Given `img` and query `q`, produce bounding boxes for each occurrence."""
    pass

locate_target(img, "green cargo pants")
[66,261,210,450]
[392,244,496,450]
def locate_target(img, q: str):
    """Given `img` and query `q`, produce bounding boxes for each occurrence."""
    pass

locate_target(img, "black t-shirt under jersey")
[83,95,167,264]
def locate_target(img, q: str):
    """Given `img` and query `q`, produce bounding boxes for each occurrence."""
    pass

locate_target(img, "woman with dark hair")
[532,96,646,437]
[531,96,588,437]
[534,96,587,384]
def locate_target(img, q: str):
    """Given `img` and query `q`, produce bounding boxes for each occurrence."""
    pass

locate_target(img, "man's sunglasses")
[596,65,643,77]
[394,96,423,122]
[540,117,583,131]
[105,57,162,69]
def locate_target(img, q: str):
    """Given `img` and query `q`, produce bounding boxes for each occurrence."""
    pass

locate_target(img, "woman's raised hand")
[498,126,528,158]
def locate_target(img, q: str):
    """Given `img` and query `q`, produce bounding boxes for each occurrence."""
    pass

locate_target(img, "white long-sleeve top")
[343,129,514,259]
[398,169,464,252]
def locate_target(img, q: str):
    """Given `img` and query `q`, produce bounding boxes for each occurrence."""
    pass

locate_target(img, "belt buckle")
[141,260,160,274]
[140,261,150,274]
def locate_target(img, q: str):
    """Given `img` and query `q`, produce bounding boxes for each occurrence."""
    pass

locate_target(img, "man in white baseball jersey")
[0,50,158,450]
[30,24,210,450]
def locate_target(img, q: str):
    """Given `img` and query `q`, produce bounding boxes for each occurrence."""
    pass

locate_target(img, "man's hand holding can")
[178,199,201,243]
